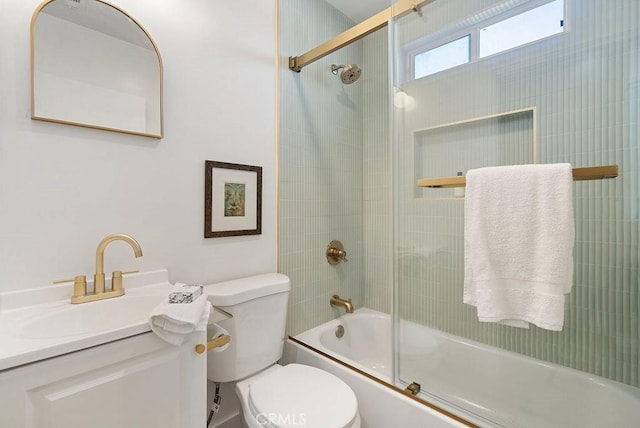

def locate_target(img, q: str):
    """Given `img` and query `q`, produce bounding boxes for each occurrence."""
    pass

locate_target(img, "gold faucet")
[330,294,354,314]
[71,233,143,304]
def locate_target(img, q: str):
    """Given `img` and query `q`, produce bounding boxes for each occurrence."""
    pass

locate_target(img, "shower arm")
[288,0,435,72]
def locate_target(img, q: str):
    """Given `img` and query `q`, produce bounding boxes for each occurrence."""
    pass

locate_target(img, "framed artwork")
[205,161,262,238]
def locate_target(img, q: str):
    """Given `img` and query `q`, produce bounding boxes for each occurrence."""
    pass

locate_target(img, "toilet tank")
[204,273,290,382]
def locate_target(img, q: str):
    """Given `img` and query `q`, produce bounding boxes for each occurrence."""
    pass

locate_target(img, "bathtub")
[289,308,640,428]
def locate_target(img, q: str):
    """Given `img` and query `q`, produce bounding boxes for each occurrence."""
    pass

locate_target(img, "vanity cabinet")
[0,331,206,428]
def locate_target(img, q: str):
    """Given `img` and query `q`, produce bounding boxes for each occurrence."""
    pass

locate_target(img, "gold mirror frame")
[30,0,164,139]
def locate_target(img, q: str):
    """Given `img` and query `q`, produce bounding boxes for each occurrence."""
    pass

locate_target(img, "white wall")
[0,0,277,291]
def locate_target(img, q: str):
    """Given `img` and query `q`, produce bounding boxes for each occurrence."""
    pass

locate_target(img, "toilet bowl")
[235,364,360,428]
[203,273,360,428]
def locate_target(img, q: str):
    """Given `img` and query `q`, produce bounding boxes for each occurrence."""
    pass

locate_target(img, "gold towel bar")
[195,334,231,354]
[417,165,619,188]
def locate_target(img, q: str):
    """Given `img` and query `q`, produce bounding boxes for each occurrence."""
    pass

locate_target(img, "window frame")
[403,0,569,82]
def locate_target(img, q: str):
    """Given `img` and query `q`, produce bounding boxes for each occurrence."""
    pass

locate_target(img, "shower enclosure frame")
[280,0,639,426]
[287,0,434,72]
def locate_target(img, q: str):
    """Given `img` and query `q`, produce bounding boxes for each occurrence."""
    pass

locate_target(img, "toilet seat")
[245,364,358,428]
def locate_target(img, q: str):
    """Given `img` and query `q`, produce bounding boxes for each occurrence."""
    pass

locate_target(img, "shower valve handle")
[335,250,348,262]
[327,240,348,264]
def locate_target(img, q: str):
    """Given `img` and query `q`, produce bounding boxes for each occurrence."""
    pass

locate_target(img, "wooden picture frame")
[205,161,262,238]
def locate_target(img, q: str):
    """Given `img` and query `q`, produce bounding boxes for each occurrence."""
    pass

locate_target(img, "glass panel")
[278,0,381,342]
[414,35,470,79]
[392,0,639,426]
[279,0,394,384]
[279,0,638,426]
[479,0,565,58]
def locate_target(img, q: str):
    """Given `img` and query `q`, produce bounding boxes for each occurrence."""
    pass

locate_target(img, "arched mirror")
[31,0,163,138]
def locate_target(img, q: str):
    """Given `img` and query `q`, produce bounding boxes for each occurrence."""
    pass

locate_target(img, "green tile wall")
[279,0,639,392]
[279,0,365,336]
[394,0,639,387]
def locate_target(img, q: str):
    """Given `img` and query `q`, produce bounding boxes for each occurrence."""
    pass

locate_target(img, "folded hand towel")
[463,163,574,331]
[149,287,211,345]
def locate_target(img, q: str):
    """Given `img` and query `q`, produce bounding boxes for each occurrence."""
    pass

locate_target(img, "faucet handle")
[72,276,87,299]
[112,271,123,292]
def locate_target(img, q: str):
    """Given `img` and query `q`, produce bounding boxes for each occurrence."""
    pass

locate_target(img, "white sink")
[17,294,164,339]
[0,269,176,371]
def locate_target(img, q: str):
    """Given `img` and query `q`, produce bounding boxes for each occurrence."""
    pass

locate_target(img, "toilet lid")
[248,364,357,428]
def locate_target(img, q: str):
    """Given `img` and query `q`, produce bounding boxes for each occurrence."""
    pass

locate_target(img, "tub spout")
[330,294,354,314]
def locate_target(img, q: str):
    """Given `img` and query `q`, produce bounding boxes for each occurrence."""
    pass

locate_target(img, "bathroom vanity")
[0,331,204,427]
[0,270,213,428]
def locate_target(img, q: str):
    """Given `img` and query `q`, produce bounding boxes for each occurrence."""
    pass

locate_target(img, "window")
[479,0,565,58]
[408,0,566,81]
[415,36,470,80]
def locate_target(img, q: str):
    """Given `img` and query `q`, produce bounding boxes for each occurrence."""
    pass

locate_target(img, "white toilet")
[204,273,361,428]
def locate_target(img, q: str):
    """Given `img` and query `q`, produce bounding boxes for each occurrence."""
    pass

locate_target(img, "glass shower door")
[391,0,639,426]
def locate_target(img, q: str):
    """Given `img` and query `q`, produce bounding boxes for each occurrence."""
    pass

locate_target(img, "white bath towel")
[149,287,211,345]
[463,163,575,331]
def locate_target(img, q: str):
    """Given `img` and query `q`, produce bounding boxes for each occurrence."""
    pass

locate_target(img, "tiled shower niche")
[414,108,535,199]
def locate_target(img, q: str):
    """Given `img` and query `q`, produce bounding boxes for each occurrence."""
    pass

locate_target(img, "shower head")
[331,64,361,84]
